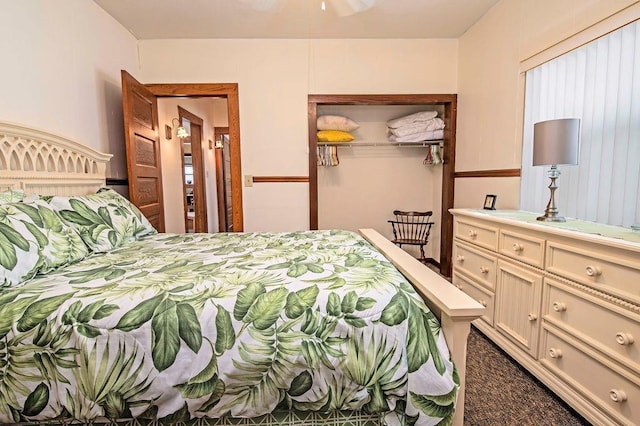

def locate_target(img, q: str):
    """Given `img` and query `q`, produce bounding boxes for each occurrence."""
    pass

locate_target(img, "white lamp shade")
[533,118,580,166]
[176,126,189,139]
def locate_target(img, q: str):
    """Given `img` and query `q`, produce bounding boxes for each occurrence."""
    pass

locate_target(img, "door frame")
[214,126,230,232]
[145,83,243,231]
[178,106,207,232]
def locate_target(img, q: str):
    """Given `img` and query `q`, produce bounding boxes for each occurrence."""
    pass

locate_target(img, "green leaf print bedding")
[0,230,458,425]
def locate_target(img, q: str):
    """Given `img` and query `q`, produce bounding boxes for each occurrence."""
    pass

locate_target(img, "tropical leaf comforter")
[0,230,458,425]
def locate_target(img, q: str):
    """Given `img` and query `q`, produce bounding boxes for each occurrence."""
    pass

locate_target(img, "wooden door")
[121,70,165,231]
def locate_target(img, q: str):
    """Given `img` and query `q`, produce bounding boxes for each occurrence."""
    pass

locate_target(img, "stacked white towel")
[387,111,445,142]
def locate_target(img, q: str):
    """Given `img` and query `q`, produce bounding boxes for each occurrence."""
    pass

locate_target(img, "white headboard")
[0,121,112,196]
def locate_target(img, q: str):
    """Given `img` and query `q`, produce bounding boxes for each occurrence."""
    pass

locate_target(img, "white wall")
[456,0,640,210]
[0,0,138,180]
[138,39,457,232]
[9,0,632,237]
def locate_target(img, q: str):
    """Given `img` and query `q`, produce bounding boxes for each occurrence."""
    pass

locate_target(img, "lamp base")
[536,214,566,222]
[537,165,566,222]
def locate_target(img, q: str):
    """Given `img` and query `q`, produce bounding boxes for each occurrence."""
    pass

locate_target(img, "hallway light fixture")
[532,118,580,222]
[170,118,189,139]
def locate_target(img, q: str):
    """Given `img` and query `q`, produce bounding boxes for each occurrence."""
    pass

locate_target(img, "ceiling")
[94,0,499,39]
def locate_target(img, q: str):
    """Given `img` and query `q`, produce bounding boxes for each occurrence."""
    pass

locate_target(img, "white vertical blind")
[520,19,640,227]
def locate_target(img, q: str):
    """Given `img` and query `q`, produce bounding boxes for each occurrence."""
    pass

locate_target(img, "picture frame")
[484,194,497,210]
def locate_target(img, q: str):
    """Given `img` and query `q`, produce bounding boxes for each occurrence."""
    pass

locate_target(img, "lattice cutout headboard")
[0,121,112,196]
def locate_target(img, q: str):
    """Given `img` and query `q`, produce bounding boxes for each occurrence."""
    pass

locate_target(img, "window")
[520,19,640,227]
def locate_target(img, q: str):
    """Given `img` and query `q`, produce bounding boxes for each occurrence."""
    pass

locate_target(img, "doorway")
[122,71,244,232]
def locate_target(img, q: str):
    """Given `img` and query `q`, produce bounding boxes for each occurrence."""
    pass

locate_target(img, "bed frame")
[0,121,112,195]
[0,120,484,426]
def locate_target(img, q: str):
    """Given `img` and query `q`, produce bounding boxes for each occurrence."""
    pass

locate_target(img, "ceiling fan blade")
[328,0,375,17]
[236,0,284,11]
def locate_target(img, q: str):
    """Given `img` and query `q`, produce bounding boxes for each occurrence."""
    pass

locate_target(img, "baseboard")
[424,257,440,268]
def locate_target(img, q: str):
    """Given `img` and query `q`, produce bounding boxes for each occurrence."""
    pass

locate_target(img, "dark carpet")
[464,326,591,426]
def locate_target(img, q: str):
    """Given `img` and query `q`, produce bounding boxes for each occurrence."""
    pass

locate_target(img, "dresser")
[450,209,640,426]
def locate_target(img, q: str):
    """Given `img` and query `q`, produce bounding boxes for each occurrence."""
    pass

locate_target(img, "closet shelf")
[317,140,443,148]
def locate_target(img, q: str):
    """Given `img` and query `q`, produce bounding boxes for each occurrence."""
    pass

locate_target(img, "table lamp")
[532,118,580,222]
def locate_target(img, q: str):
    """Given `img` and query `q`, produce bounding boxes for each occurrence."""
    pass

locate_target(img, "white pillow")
[388,118,445,137]
[317,115,360,132]
[387,111,438,129]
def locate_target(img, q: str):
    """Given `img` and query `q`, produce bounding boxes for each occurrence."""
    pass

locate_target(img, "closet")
[307,94,457,277]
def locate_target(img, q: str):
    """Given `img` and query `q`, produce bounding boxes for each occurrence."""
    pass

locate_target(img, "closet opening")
[308,94,457,277]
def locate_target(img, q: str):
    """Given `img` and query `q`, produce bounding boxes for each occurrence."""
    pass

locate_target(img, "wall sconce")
[532,118,580,222]
[165,118,189,140]
[214,139,224,149]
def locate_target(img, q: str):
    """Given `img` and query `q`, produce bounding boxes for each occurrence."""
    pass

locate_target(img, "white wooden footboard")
[359,228,484,426]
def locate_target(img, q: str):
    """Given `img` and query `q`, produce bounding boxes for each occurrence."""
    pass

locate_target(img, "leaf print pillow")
[0,189,24,204]
[0,199,88,286]
[48,189,157,253]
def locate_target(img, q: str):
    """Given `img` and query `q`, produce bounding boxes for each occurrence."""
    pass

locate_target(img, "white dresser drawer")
[546,240,640,305]
[453,272,495,326]
[453,241,497,290]
[543,277,640,375]
[450,209,640,426]
[540,325,640,426]
[454,217,498,251]
[499,229,545,268]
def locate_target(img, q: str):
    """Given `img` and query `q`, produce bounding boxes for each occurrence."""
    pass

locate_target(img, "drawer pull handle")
[552,302,567,312]
[479,299,488,307]
[609,389,627,403]
[548,348,562,359]
[468,230,477,238]
[615,332,635,346]
[528,313,537,321]
[456,255,465,263]
[585,265,602,277]
[512,243,524,252]
[480,266,489,274]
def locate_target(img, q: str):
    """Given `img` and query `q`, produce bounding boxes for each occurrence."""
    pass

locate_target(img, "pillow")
[0,199,88,287]
[317,130,355,143]
[317,115,360,132]
[48,188,157,253]
[0,189,24,204]
[386,111,438,129]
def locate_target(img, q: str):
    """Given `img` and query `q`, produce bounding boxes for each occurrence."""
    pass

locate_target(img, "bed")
[0,121,484,426]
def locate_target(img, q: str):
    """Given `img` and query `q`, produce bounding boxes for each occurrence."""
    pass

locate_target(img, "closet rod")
[317,140,443,148]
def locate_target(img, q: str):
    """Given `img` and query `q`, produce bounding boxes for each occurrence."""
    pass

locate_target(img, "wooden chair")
[388,210,435,263]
